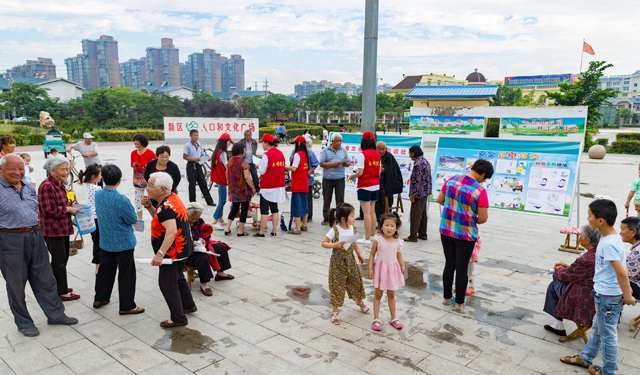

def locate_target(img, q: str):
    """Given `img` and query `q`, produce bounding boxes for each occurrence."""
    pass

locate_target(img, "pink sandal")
[372,319,382,331]
[356,301,370,314]
[390,319,403,329]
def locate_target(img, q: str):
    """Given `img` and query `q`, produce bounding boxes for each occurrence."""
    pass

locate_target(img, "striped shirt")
[439,175,488,241]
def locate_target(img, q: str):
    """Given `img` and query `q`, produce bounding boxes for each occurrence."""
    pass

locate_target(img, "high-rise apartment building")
[599,70,640,98]
[221,54,245,92]
[5,58,56,79]
[179,63,188,88]
[146,38,180,87]
[64,54,85,88]
[120,57,147,88]
[79,35,120,89]
[184,48,223,92]
[294,80,333,97]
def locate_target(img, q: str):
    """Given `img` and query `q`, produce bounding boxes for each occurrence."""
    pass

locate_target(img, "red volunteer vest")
[211,149,227,185]
[291,151,309,193]
[260,148,286,189]
[357,149,381,188]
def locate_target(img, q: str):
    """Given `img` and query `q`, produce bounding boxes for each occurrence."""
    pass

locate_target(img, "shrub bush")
[616,132,640,141]
[610,140,640,155]
[27,134,45,145]
[595,138,609,146]
[583,132,594,152]
[91,130,165,142]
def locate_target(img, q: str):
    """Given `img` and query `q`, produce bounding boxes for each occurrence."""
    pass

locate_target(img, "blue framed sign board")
[433,137,583,219]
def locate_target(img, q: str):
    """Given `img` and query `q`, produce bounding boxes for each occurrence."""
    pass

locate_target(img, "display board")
[433,137,582,218]
[499,117,586,138]
[334,133,423,199]
[163,117,259,142]
[409,115,485,136]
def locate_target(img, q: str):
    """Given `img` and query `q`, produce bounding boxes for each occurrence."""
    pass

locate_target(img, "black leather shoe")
[544,324,567,336]
[48,316,79,326]
[207,202,217,207]
[19,326,39,337]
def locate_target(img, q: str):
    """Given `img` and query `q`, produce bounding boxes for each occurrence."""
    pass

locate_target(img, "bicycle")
[65,152,81,193]
[201,148,215,193]
[277,133,292,145]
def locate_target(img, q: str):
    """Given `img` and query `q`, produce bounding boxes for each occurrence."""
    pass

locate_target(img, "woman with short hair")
[404,145,432,242]
[436,159,494,312]
[185,202,234,296]
[0,136,16,157]
[131,133,156,220]
[93,165,144,315]
[39,155,81,300]
[224,142,257,236]
[142,172,196,327]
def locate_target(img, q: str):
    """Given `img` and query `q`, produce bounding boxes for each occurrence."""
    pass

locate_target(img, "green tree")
[90,89,118,130]
[0,82,54,118]
[306,89,337,110]
[331,105,344,122]
[546,60,618,124]
[616,107,633,124]
[493,85,523,106]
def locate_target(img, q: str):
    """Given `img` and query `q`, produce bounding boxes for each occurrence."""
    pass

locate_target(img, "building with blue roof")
[405,85,499,107]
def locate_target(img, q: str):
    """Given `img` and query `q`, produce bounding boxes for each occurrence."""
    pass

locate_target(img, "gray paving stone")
[257,335,325,369]
[103,337,170,373]
[0,340,61,375]
[260,315,325,344]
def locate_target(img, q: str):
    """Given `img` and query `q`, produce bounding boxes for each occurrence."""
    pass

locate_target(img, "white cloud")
[0,0,638,94]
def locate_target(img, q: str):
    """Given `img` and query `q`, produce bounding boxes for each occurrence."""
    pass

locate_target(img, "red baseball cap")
[258,134,276,143]
[291,136,306,144]
[218,133,234,143]
[362,131,375,140]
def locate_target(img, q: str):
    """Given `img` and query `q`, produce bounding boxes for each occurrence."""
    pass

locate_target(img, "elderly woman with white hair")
[38,155,81,301]
[543,225,602,337]
[141,172,196,328]
[319,132,350,225]
[185,202,233,297]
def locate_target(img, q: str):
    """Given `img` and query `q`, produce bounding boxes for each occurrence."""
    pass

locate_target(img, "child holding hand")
[321,203,369,325]
[368,213,406,331]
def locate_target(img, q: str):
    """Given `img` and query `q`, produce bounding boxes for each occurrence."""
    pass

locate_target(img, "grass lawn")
[0,124,46,133]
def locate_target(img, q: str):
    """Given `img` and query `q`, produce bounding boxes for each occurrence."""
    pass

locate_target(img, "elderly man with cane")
[0,154,78,337]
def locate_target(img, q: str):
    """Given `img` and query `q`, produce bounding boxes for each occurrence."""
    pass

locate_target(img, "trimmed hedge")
[616,133,640,141]
[610,140,640,154]
[91,130,165,142]
[0,133,26,146]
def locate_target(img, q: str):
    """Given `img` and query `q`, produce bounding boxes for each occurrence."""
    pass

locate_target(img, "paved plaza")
[1,141,640,375]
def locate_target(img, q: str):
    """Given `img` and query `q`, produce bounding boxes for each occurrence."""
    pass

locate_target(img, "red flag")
[583,41,595,55]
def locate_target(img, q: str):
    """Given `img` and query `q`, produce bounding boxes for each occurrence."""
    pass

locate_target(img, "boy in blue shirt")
[561,199,636,375]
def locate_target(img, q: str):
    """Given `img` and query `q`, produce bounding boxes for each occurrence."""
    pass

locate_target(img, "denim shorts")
[357,188,379,202]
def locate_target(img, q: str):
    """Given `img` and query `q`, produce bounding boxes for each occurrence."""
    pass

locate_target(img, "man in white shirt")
[67,133,101,168]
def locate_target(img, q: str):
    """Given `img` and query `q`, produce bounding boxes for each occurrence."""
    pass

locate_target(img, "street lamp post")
[361,0,379,134]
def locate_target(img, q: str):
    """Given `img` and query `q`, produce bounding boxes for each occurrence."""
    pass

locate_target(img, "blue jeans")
[579,292,623,375]
[214,185,227,220]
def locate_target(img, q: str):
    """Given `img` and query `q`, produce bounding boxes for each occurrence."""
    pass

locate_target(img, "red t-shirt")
[131,149,156,188]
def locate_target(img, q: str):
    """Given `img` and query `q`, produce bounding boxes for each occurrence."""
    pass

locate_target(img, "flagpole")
[580,38,584,73]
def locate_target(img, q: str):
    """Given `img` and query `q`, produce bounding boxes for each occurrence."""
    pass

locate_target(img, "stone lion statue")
[39,111,55,129]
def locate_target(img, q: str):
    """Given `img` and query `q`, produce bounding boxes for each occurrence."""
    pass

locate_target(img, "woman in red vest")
[349,132,381,245]
[286,136,310,234]
[211,133,233,230]
[254,134,286,237]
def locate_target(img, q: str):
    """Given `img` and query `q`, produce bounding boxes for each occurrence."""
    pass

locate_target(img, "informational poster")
[499,117,585,138]
[335,133,423,199]
[163,117,259,142]
[73,204,96,235]
[433,137,582,218]
[410,115,485,136]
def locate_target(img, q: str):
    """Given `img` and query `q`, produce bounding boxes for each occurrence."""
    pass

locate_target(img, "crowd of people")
[2,127,640,375]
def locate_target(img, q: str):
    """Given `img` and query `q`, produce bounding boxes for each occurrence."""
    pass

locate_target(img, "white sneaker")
[357,237,372,245]
[212,222,225,231]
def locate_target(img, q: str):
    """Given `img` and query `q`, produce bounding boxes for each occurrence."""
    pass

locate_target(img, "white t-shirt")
[323,129,329,139]
[354,153,380,192]
[219,151,228,167]
[303,133,313,144]
[258,153,286,203]
[291,153,301,168]
[85,183,102,219]
[72,141,101,167]
[325,225,356,249]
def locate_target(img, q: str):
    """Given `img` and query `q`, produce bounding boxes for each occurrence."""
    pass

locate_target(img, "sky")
[1,0,639,94]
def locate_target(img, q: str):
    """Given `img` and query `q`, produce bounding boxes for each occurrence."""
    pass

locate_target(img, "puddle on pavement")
[405,265,428,289]
[478,258,545,275]
[152,327,214,355]
[286,284,330,305]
